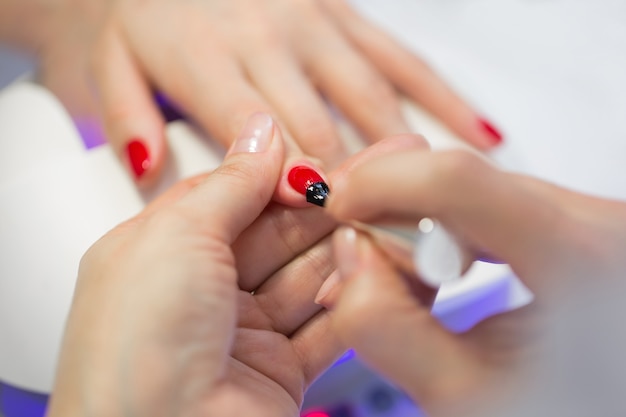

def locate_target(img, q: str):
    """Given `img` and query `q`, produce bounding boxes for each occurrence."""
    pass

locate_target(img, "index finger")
[326,149,569,282]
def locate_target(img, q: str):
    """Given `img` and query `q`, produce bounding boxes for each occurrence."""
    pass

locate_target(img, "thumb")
[329,228,483,412]
[173,112,284,243]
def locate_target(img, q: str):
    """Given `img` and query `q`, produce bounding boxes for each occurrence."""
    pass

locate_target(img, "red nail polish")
[287,166,329,207]
[478,118,503,146]
[126,139,150,179]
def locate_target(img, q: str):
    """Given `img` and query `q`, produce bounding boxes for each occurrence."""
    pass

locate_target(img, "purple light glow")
[73,115,106,150]
[0,382,48,417]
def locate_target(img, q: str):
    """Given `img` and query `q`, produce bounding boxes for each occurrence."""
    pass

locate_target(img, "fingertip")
[125,138,151,179]
[330,232,468,403]
[477,117,505,148]
[218,112,286,185]
[323,186,348,225]
[453,115,506,151]
[331,231,409,337]
[314,270,343,308]
[273,157,331,208]
[92,31,168,185]
[121,134,167,186]
[106,103,168,186]
[332,133,428,183]
[326,133,429,219]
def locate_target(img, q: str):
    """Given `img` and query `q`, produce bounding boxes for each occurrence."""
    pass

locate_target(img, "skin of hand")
[45,113,429,417]
[316,146,626,416]
[1,0,501,187]
[46,114,332,417]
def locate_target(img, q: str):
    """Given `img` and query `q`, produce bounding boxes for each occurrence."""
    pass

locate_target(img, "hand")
[318,147,626,415]
[30,0,501,183]
[46,115,342,417]
[46,115,429,416]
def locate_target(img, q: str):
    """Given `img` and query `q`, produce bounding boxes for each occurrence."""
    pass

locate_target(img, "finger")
[129,34,329,207]
[330,133,429,187]
[328,150,469,222]
[299,21,410,142]
[130,31,271,151]
[230,309,344,405]
[173,113,284,243]
[234,204,336,292]
[251,236,334,336]
[329,228,481,411]
[91,30,166,184]
[242,45,348,168]
[320,0,504,150]
[327,149,568,282]
[234,134,427,291]
[316,227,438,310]
[290,311,345,387]
[274,157,331,208]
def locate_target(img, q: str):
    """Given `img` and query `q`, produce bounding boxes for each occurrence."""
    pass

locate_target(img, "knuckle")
[268,207,310,254]
[106,102,137,125]
[265,208,334,273]
[215,159,262,185]
[212,160,271,207]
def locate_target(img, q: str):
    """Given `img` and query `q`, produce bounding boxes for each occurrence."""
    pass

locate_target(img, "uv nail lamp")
[0,81,525,396]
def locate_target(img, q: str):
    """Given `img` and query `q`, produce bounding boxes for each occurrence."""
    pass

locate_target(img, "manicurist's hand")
[15,0,502,185]
[45,115,430,417]
[45,114,344,417]
[318,146,626,416]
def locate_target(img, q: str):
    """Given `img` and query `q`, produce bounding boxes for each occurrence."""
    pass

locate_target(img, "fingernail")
[335,227,359,279]
[314,270,342,307]
[126,139,151,179]
[230,112,274,154]
[478,117,504,146]
[287,166,330,207]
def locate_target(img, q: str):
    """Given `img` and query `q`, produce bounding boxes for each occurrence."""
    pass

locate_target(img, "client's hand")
[31,0,501,183]
[319,147,626,416]
[46,114,343,417]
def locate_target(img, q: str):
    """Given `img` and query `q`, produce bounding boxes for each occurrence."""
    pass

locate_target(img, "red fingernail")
[478,118,503,146]
[126,139,151,179]
[287,166,329,207]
